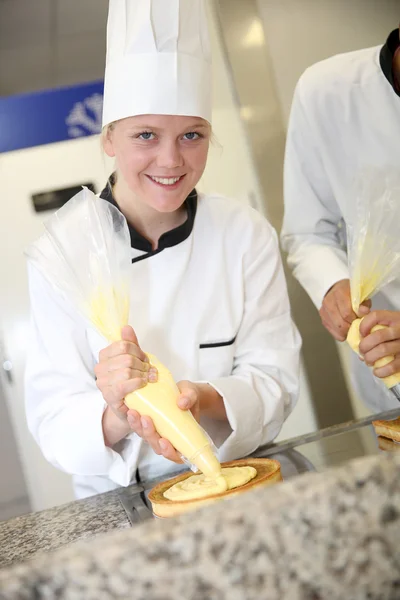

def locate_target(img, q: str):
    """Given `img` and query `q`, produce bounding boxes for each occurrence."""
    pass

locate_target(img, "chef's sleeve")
[281,75,349,309]
[25,263,139,487]
[204,221,302,460]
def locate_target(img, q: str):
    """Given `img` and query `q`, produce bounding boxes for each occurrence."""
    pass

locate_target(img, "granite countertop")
[0,452,399,600]
[1,406,400,572]
[0,488,130,568]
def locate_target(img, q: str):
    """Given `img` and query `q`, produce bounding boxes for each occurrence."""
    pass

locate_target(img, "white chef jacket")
[25,187,301,499]
[281,29,400,412]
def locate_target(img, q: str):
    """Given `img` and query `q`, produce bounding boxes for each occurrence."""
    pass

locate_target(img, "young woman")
[25,0,301,498]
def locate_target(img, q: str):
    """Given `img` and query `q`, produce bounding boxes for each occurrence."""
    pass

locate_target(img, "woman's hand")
[95,325,157,422]
[319,279,371,341]
[359,311,400,378]
[126,380,201,464]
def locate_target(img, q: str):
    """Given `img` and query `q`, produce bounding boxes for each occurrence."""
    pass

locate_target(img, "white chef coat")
[25,187,301,499]
[281,29,400,412]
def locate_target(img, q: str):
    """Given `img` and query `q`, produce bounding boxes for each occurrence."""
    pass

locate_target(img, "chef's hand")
[126,380,201,464]
[95,325,157,422]
[359,311,400,378]
[319,279,371,341]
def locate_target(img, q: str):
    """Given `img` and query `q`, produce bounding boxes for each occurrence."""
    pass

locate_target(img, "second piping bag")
[346,168,400,401]
[25,187,223,480]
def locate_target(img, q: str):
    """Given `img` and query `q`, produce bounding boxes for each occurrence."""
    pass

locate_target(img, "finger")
[361,323,398,358]
[95,366,146,388]
[159,438,184,463]
[358,300,371,316]
[100,354,150,374]
[99,342,148,364]
[121,327,158,378]
[335,289,357,325]
[127,409,141,420]
[363,340,400,367]
[140,416,162,454]
[127,410,143,437]
[99,377,146,409]
[106,368,148,387]
[374,357,400,379]
[148,366,158,383]
[359,311,398,337]
[96,372,146,402]
[359,327,389,355]
[100,339,149,363]
[116,377,147,400]
[177,388,197,411]
[191,402,201,423]
[121,325,139,346]
[95,371,128,410]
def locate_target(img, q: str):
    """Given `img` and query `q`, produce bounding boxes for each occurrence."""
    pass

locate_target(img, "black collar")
[100,176,197,253]
[379,28,400,96]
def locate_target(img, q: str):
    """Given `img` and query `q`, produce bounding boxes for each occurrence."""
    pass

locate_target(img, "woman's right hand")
[95,325,158,422]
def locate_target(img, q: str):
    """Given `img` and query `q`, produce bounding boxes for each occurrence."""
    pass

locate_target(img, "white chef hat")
[102,0,212,128]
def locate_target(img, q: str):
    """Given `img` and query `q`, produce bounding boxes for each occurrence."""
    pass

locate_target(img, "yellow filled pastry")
[148,458,282,518]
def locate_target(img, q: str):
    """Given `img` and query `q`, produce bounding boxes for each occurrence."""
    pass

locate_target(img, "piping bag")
[346,169,400,401]
[25,187,223,478]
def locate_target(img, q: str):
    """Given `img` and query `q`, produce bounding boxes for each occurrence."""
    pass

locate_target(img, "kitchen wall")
[0,377,30,521]
[0,137,110,512]
[257,0,399,125]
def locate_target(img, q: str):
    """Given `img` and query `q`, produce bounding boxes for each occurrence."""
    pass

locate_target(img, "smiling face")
[103,114,211,213]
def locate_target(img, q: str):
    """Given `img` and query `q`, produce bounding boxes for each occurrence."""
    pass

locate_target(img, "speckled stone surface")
[1,453,400,599]
[0,488,130,569]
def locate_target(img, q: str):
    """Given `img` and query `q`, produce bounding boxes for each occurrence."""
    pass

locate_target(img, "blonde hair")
[101,122,116,150]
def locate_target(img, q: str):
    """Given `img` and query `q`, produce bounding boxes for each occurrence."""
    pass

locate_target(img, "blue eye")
[183,132,201,140]
[138,131,155,140]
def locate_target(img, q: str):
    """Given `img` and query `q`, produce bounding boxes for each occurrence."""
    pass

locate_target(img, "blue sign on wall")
[0,80,104,153]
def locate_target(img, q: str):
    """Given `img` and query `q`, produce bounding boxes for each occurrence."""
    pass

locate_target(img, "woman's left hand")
[126,381,201,463]
[359,311,400,378]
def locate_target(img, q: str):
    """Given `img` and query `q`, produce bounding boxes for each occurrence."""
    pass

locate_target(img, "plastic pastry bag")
[26,187,131,342]
[347,168,400,314]
[346,169,400,389]
[26,187,221,476]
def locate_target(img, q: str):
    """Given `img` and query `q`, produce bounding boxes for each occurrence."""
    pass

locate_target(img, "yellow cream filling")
[89,286,130,343]
[347,318,400,389]
[88,289,223,479]
[163,466,257,502]
[350,236,392,313]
